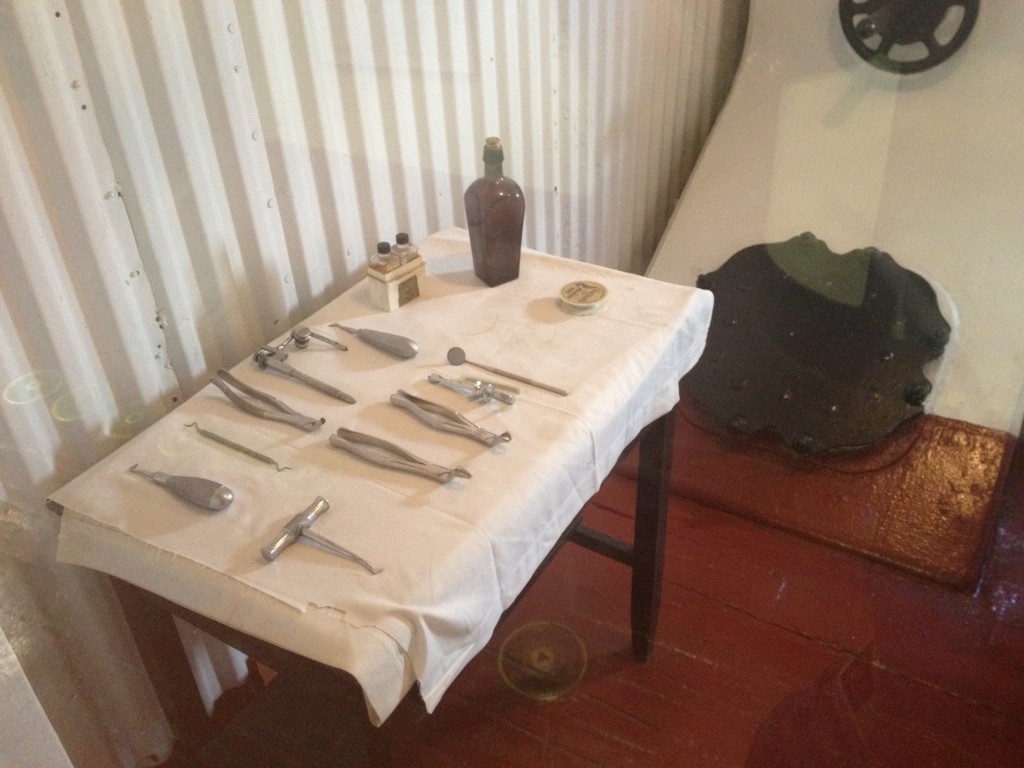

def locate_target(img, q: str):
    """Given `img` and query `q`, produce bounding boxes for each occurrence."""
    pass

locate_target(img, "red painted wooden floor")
[186,424,1024,767]
[411,458,1024,768]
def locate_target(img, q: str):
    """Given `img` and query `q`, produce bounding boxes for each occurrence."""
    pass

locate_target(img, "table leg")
[630,407,676,659]
[364,691,426,768]
[568,407,677,659]
[110,578,211,764]
[111,577,425,767]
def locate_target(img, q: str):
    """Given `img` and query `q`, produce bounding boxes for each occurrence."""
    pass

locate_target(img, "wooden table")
[50,229,712,765]
[103,411,674,766]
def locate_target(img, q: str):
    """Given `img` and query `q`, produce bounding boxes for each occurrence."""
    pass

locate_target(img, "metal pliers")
[328,427,471,483]
[210,369,324,431]
[390,390,512,447]
[426,373,517,405]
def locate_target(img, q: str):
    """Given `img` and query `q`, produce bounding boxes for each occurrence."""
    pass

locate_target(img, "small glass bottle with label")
[367,238,425,311]
[369,241,398,273]
[392,232,419,265]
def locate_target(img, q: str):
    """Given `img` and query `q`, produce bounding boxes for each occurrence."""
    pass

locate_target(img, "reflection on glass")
[3,370,63,405]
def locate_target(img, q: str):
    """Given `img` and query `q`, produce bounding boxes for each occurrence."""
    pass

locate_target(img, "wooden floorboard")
[414,444,1024,767]
[170,422,1024,767]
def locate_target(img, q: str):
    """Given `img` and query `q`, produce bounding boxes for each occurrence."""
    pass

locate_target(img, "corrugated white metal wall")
[0,1,747,764]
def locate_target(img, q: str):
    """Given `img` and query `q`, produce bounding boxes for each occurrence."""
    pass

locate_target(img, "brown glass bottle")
[464,137,525,286]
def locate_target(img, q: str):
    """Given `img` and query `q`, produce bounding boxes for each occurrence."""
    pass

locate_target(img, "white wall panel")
[0,1,746,763]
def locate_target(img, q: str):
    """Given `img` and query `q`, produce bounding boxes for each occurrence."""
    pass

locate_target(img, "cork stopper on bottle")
[483,136,504,163]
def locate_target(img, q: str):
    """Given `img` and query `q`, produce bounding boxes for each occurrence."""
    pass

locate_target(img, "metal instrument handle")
[329,324,419,359]
[261,529,297,561]
[130,465,234,511]
[261,497,330,560]
[255,350,356,403]
[464,358,569,396]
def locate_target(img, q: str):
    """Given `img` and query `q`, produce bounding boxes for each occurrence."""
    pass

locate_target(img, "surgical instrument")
[253,346,356,403]
[129,464,234,511]
[186,422,291,471]
[390,390,511,446]
[290,325,347,351]
[261,496,382,574]
[211,369,324,431]
[329,427,471,483]
[427,372,517,405]
[328,323,420,359]
[446,347,569,396]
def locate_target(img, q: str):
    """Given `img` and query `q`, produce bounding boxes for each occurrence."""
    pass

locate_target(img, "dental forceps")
[328,427,471,483]
[426,373,517,405]
[210,369,324,431]
[390,390,511,447]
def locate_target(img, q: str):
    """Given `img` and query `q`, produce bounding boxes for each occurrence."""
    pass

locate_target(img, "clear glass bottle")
[393,232,419,265]
[464,137,524,286]
[370,241,399,273]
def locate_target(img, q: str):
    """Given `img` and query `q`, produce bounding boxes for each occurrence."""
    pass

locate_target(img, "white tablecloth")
[52,228,713,725]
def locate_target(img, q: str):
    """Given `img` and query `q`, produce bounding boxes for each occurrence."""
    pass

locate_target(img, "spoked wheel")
[839,0,980,74]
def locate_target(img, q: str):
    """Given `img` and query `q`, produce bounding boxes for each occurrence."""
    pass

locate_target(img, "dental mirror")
[446,347,568,396]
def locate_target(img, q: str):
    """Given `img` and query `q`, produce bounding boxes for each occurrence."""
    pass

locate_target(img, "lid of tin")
[558,280,607,315]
